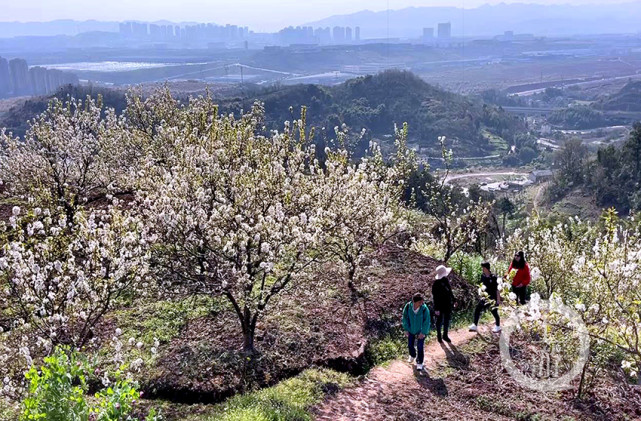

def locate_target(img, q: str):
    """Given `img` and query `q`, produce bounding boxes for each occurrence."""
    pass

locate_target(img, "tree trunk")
[347,261,359,302]
[243,328,255,353]
[224,292,258,354]
[576,352,591,399]
[241,305,257,353]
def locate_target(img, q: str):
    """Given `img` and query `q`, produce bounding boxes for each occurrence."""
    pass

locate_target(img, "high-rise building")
[355,26,361,41]
[0,57,10,97]
[149,24,161,40]
[345,27,352,42]
[437,22,451,39]
[423,27,434,41]
[9,58,30,96]
[119,22,133,37]
[29,66,49,95]
[131,22,148,38]
[333,26,345,43]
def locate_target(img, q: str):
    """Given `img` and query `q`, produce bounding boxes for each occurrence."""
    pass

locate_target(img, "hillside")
[0,71,525,157]
[596,80,641,112]
[2,82,641,421]
[221,71,524,157]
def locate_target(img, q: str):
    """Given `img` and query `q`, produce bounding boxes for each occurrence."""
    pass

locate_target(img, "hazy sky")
[1,0,632,32]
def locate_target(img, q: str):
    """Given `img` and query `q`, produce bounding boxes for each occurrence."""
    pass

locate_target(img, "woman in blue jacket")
[402,292,431,371]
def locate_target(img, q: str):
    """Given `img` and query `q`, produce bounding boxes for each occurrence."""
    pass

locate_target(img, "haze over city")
[2,0,637,31]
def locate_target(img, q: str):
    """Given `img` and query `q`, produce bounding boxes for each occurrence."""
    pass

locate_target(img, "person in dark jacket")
[402,293,431,371]
[469,262,501,333]
[432,265,455,343]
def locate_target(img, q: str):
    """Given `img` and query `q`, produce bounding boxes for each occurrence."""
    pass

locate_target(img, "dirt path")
[313,326,492,420]
[533,181,549,212]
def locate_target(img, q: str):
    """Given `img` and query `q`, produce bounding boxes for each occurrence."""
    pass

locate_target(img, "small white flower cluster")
[622,360,638,379]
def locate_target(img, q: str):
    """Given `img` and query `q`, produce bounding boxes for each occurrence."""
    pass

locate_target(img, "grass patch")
[197,368,353,421]
[482,129,508,153]
[109,295,227,345]
[367,333,407,367]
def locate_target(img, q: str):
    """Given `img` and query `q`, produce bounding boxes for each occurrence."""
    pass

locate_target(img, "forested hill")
[221,71,526,157]
[1,70,526,157]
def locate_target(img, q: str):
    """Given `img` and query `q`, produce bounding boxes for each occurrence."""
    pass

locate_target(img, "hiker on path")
[402,293,431,371]
[432,265,455,343]
[506,251,531,305]
[469,262,501,333]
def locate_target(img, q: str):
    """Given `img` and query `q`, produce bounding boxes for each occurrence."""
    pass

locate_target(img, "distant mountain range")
[304,2,641,38]
[0,19,203,38]
[0,20,120,37]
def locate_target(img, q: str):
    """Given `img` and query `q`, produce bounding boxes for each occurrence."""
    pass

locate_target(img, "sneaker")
[468,324,478,332]
[492,325,502,333]
[407,355,415,363]
[443,335,452,343]
[416,363,423,371]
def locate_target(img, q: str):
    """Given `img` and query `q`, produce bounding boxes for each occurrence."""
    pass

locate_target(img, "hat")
[435,265,452,279]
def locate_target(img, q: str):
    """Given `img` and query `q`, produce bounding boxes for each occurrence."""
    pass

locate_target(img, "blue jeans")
[408,333,425,364]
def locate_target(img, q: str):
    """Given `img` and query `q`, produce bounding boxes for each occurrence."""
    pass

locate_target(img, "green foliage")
[366,334,407,366]
[518,146,537,164]
[548,106,609,130]
[448,252,483,284]
[219,71,525,158]
[550,123,641,213]
[92,374,142,421]
[2,71,528,160]
[208,369,352,421]
[0,85,129,138]
[20,346,159,421]
[22,347,89,421]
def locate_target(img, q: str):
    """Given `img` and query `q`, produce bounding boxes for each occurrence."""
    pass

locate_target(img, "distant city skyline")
[1,0,636,33]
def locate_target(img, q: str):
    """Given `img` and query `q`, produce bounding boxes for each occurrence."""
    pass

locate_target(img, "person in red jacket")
[507,250,530,305]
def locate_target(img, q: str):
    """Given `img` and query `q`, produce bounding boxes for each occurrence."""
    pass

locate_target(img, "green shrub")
[367,335,406,366]
[449,252,483,284]
[22,347,89,421]
[20,346,160,421]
